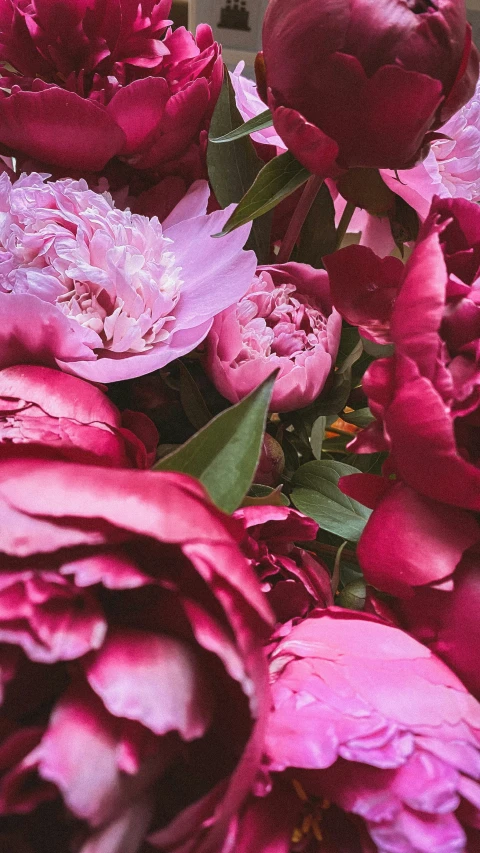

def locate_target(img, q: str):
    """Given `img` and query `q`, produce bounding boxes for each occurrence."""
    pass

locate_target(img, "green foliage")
[291,460,371,541]
[154,373,277,514]
[209,109,273,143]
[207,67,271,262]
[293,181,337,268]
[214,151,310,237]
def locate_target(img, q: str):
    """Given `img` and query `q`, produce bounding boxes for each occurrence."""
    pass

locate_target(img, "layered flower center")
[236,272,328,363]
[0,173,183,354]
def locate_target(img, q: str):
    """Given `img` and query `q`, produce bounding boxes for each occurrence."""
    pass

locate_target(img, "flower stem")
[277,174,324,264]
[335,200,356,249]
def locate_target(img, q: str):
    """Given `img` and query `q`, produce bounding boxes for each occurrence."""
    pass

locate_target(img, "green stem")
[277,174,324,264]
[335,200,356,249]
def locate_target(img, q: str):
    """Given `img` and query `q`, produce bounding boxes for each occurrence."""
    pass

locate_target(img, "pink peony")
[0,455,272,852]
[205,263,342,412]
[337,74,480,260]
[234,505,333,624]
[260,0,479,176]
[0,0,222,176]
[0,173,256,383]
[251,609,480,853]
[348,196,480,511]
[230,62,286,153]
[0,364,158,467]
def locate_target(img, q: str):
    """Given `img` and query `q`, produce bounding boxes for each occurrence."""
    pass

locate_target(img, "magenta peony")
[260,0,479,176]
[205,263,342,412]
[349,196,480,510]
[0,455,272,852]
[234,505,333,624]
[0,0,222,176]
[324,245,404,344]
[256,609,480,853]
[339,472,480,700]
[0,364,158,467]
[0,173,256,383]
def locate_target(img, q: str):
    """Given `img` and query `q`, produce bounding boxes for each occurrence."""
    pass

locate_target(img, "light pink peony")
[230,63,286,152]
[256,609,480,853]
[0,364,158,467]
[205,263,342,412]
[0,173,256,383]
[382,75,480,220]
[0,455,272,852]
[0,0,222,177]
[332,76,480,259]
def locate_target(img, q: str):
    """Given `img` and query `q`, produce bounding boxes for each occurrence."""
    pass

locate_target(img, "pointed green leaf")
[342,408,374,428]
[214,151,310,237]
[153,373,277,514]
[178,361,212,430]
[210,109,273,143]
[207,66,271,262]
[291,460,371,541]
[294,181,337,268]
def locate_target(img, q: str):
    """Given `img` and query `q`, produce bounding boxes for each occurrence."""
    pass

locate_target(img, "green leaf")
[291,460,371,541]
[294,182,337,268]
[243,484,290,507]
[313,339,364,417]
[153,373,277,514]
[360,336,395,358]
[310,416,327,460]
[210,109,273,143]
[207,66,271,262]
[342,407,374,428]
[178,361,212,431]
[214,150,310,237]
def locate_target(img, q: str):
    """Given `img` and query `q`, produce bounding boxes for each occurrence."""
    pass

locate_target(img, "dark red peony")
[260,0,479,175]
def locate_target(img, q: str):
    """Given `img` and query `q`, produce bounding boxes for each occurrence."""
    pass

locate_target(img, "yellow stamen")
[312,818,324,842]
[292,779,308,802]
[301,813,312,834]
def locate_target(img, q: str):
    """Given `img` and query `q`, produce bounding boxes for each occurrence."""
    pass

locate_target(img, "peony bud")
[261,0,479,175]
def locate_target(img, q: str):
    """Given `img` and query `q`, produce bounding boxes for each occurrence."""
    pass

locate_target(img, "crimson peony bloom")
[0,456,272,852]
[324,245,404,344]
[246,609,480,853]
[260,0,479,176]
[349,196,480,511]
[0,364,158,467]
[234,505,333,624]
[205,263,342,413]
[0,0,221,175]
[0,174,255,383]
[339,472,480,700]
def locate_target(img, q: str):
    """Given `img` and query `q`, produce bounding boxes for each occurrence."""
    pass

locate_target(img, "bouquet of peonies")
[0,0,479,851]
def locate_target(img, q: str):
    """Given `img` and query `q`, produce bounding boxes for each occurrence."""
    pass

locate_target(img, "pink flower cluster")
[0,1,479,852]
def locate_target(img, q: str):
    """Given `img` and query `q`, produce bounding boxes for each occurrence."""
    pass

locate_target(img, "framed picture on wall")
[189,0,268,74]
